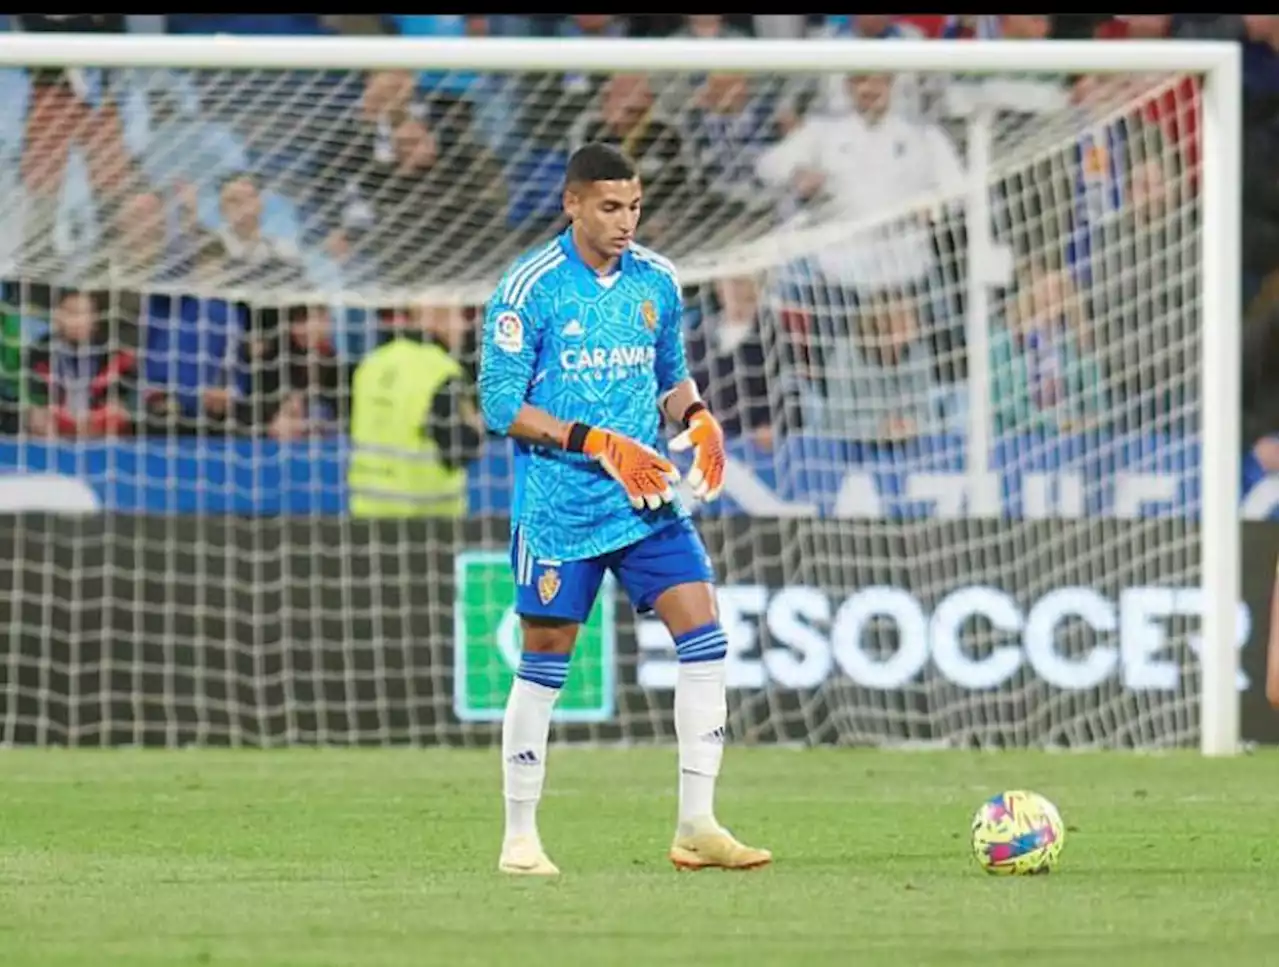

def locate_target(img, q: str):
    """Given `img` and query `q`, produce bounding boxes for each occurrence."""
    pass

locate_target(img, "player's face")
[565,178,642,261]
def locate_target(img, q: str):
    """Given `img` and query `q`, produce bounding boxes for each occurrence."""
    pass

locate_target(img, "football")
[970,790,1065,875]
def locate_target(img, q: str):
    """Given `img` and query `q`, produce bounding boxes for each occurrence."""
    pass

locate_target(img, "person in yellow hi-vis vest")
[348,305,484,518]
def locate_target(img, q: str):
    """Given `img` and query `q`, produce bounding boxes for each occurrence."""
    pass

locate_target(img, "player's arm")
[653,275,727,503]
[477,301,573,447]
[478,298,678,510]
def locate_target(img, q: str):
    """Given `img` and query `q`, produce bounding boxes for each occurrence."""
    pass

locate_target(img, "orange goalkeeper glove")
[564,422,680,511]
[669,402,725,503]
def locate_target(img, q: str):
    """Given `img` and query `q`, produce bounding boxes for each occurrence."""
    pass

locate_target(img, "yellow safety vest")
[348,338,468,518]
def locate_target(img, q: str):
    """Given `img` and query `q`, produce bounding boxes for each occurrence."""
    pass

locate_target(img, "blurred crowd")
[0,13,1275,485]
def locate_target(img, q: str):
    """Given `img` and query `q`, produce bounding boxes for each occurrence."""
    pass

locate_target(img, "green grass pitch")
[0,748,1275,966]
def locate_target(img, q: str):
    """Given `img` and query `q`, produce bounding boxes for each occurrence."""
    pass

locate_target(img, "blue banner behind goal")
[0,433,1275,520]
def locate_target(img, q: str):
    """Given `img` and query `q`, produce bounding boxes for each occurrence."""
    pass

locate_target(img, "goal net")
[0,39,1241,750]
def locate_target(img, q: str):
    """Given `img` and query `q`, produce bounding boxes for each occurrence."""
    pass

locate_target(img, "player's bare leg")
[498,618,578,876]
[654,581,771,871]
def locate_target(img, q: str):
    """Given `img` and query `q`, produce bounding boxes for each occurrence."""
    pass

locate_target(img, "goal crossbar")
[0,34,1243,76]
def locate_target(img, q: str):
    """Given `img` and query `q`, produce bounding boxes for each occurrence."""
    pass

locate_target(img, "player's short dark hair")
[565,143,637,189]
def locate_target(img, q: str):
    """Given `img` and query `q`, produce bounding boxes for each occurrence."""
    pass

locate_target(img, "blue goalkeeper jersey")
[479,228,691,562]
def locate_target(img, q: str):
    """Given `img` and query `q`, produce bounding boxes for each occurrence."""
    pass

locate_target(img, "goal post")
[0,33,1245,754]
[1192,42,1242,757]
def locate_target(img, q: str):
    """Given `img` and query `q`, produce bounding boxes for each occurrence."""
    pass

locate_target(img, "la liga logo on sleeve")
[494,311,524,353]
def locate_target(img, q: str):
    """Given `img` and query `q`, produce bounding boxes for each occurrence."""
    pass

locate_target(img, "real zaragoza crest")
[641,300,657,331]
[537,568,561,605]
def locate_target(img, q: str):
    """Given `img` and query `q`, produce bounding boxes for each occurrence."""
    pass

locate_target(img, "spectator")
[657,16,755,119]
[240,303,350,441]
[1058,74,1139,287]
[321,15,391,36]
[434,17,518,154]
[1174,15,1278,104]
[1085,17,1203,203]
[806,16,935,123]
[333,61,511,171]
[817,291,941,442]
[1243,14,1280,81]
[12,20,131,287]
[1000,14,1052,39]
[567,74,695,245]
[313,69,424,190]
[165,14,328,35]
[991,262,1105,436]
[190,173,304,289]
[755,72,964,300]
[518,15,630,149]
[1241,303,1278,472]
[81,90,135,219]
[388,15,514,151]
[686,275,800,448]
[335,115,508,285]
[17,15,125,198]
[558,14,628,39]
[24,289,135,438]
[307,68,428,238]
[1058,69,1203,300]
[97,187,170,286]
[679,73,778,216]
[140,283,247,436]
[1164,17,1277,285]
[72,184,171,351]
[1086,127,1198,436]
[1241,109,1278,313]
[130,73,248,200]
[409,302,480,386]
[1096,14,1170,40]
[937,15,1003,38]
[672,14,752,40]
[0,298,27,433]
[348,303,483,518]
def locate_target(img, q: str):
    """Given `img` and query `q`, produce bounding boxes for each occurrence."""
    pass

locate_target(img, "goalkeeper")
[479,143,770,876]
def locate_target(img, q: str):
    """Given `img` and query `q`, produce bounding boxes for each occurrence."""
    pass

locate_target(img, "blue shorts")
[511,518,715,623]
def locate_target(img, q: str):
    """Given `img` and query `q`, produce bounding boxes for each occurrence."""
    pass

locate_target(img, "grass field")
[0,748,1275,967]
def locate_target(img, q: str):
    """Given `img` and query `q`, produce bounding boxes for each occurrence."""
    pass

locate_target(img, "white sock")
[501,669,562,844]
[673,625,729,832]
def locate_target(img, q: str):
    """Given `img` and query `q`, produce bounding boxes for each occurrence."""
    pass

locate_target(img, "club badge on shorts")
[537,567,561,605]
[641,300,657,331]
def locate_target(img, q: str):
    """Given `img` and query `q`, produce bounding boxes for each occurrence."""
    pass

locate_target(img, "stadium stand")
[0,13,1274,478]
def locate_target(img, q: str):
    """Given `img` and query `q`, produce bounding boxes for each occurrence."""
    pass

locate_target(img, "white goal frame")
[0,33,1243,755]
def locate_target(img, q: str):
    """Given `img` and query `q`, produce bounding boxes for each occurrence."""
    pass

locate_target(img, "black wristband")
[564,421,592,454]
[682,401,708,428]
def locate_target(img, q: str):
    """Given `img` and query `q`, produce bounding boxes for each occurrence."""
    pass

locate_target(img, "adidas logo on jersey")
[507,749,540,766]
[561,319,584,337]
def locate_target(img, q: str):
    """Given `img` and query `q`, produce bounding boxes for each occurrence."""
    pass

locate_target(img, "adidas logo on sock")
[701,726,726,745]
[507,749,540,766]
